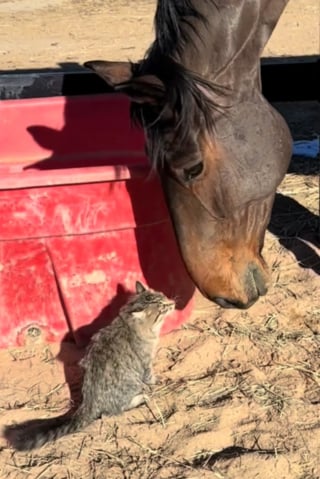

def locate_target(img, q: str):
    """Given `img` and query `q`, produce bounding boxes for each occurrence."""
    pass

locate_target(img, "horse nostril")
[251,266,268,296]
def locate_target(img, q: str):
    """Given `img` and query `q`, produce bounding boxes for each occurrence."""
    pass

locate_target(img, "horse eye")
[183,162,204,181]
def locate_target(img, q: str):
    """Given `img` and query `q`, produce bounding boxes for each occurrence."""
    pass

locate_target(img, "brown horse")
[84,0,292,309]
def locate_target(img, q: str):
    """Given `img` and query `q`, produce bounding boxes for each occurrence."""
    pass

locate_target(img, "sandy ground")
[0,1,319,478]
[0,0,319,71]
[0,101,319,477]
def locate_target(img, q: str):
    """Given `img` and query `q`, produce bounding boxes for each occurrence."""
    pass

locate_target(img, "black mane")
[154,0,206,56]
[131,58,226,169]
[131,0,227,169]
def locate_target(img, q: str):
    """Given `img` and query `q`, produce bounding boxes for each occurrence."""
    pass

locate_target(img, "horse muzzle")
[202,262,270,309]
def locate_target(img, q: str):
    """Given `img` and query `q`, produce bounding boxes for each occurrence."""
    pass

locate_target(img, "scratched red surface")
[0,94,195,348]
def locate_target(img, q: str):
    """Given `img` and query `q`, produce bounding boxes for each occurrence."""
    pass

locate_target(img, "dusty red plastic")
[0,94,195,349]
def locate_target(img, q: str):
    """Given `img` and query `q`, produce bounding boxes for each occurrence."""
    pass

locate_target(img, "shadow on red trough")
[0,93,195,350]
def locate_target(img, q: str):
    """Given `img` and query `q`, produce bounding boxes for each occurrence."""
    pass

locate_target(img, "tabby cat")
[4,281,175,450]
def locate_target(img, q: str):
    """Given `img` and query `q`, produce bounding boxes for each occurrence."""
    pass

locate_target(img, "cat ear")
[132,310,146,320]
[135,281,146,294]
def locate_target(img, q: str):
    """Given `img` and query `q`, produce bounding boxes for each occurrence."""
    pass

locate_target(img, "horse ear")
[84,60,165,105]
[84,61,134,85]
[135,281,146,294]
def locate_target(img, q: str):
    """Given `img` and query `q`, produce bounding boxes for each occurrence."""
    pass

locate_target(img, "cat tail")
[3,406,93,451]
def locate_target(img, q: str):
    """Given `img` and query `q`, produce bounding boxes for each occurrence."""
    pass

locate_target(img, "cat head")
[127,281,175,335]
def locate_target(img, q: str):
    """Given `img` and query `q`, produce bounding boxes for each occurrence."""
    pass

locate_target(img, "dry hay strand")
[275,361,320,388]
[187,415,220,435]
[124,434,196,477]
[188,444,281,470]
[239,381,290,413]
[0,382,69,414]
[221,315,312,351]
[128,400,177,427]
[185,384,239,410]
[4,449,64,476]
[280,172,318,201]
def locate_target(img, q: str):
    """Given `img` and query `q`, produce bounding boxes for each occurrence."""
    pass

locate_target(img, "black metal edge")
[261,56,319,102]
[0,56,318,102]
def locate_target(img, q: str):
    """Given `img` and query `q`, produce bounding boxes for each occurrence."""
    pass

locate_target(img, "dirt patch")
[1,296,320,478]
[0,101,319,477]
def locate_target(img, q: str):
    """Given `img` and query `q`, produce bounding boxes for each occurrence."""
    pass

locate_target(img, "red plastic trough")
[0,94,195,349]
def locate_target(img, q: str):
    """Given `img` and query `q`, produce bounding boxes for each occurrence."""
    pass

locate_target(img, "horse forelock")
[131,57,228,170]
